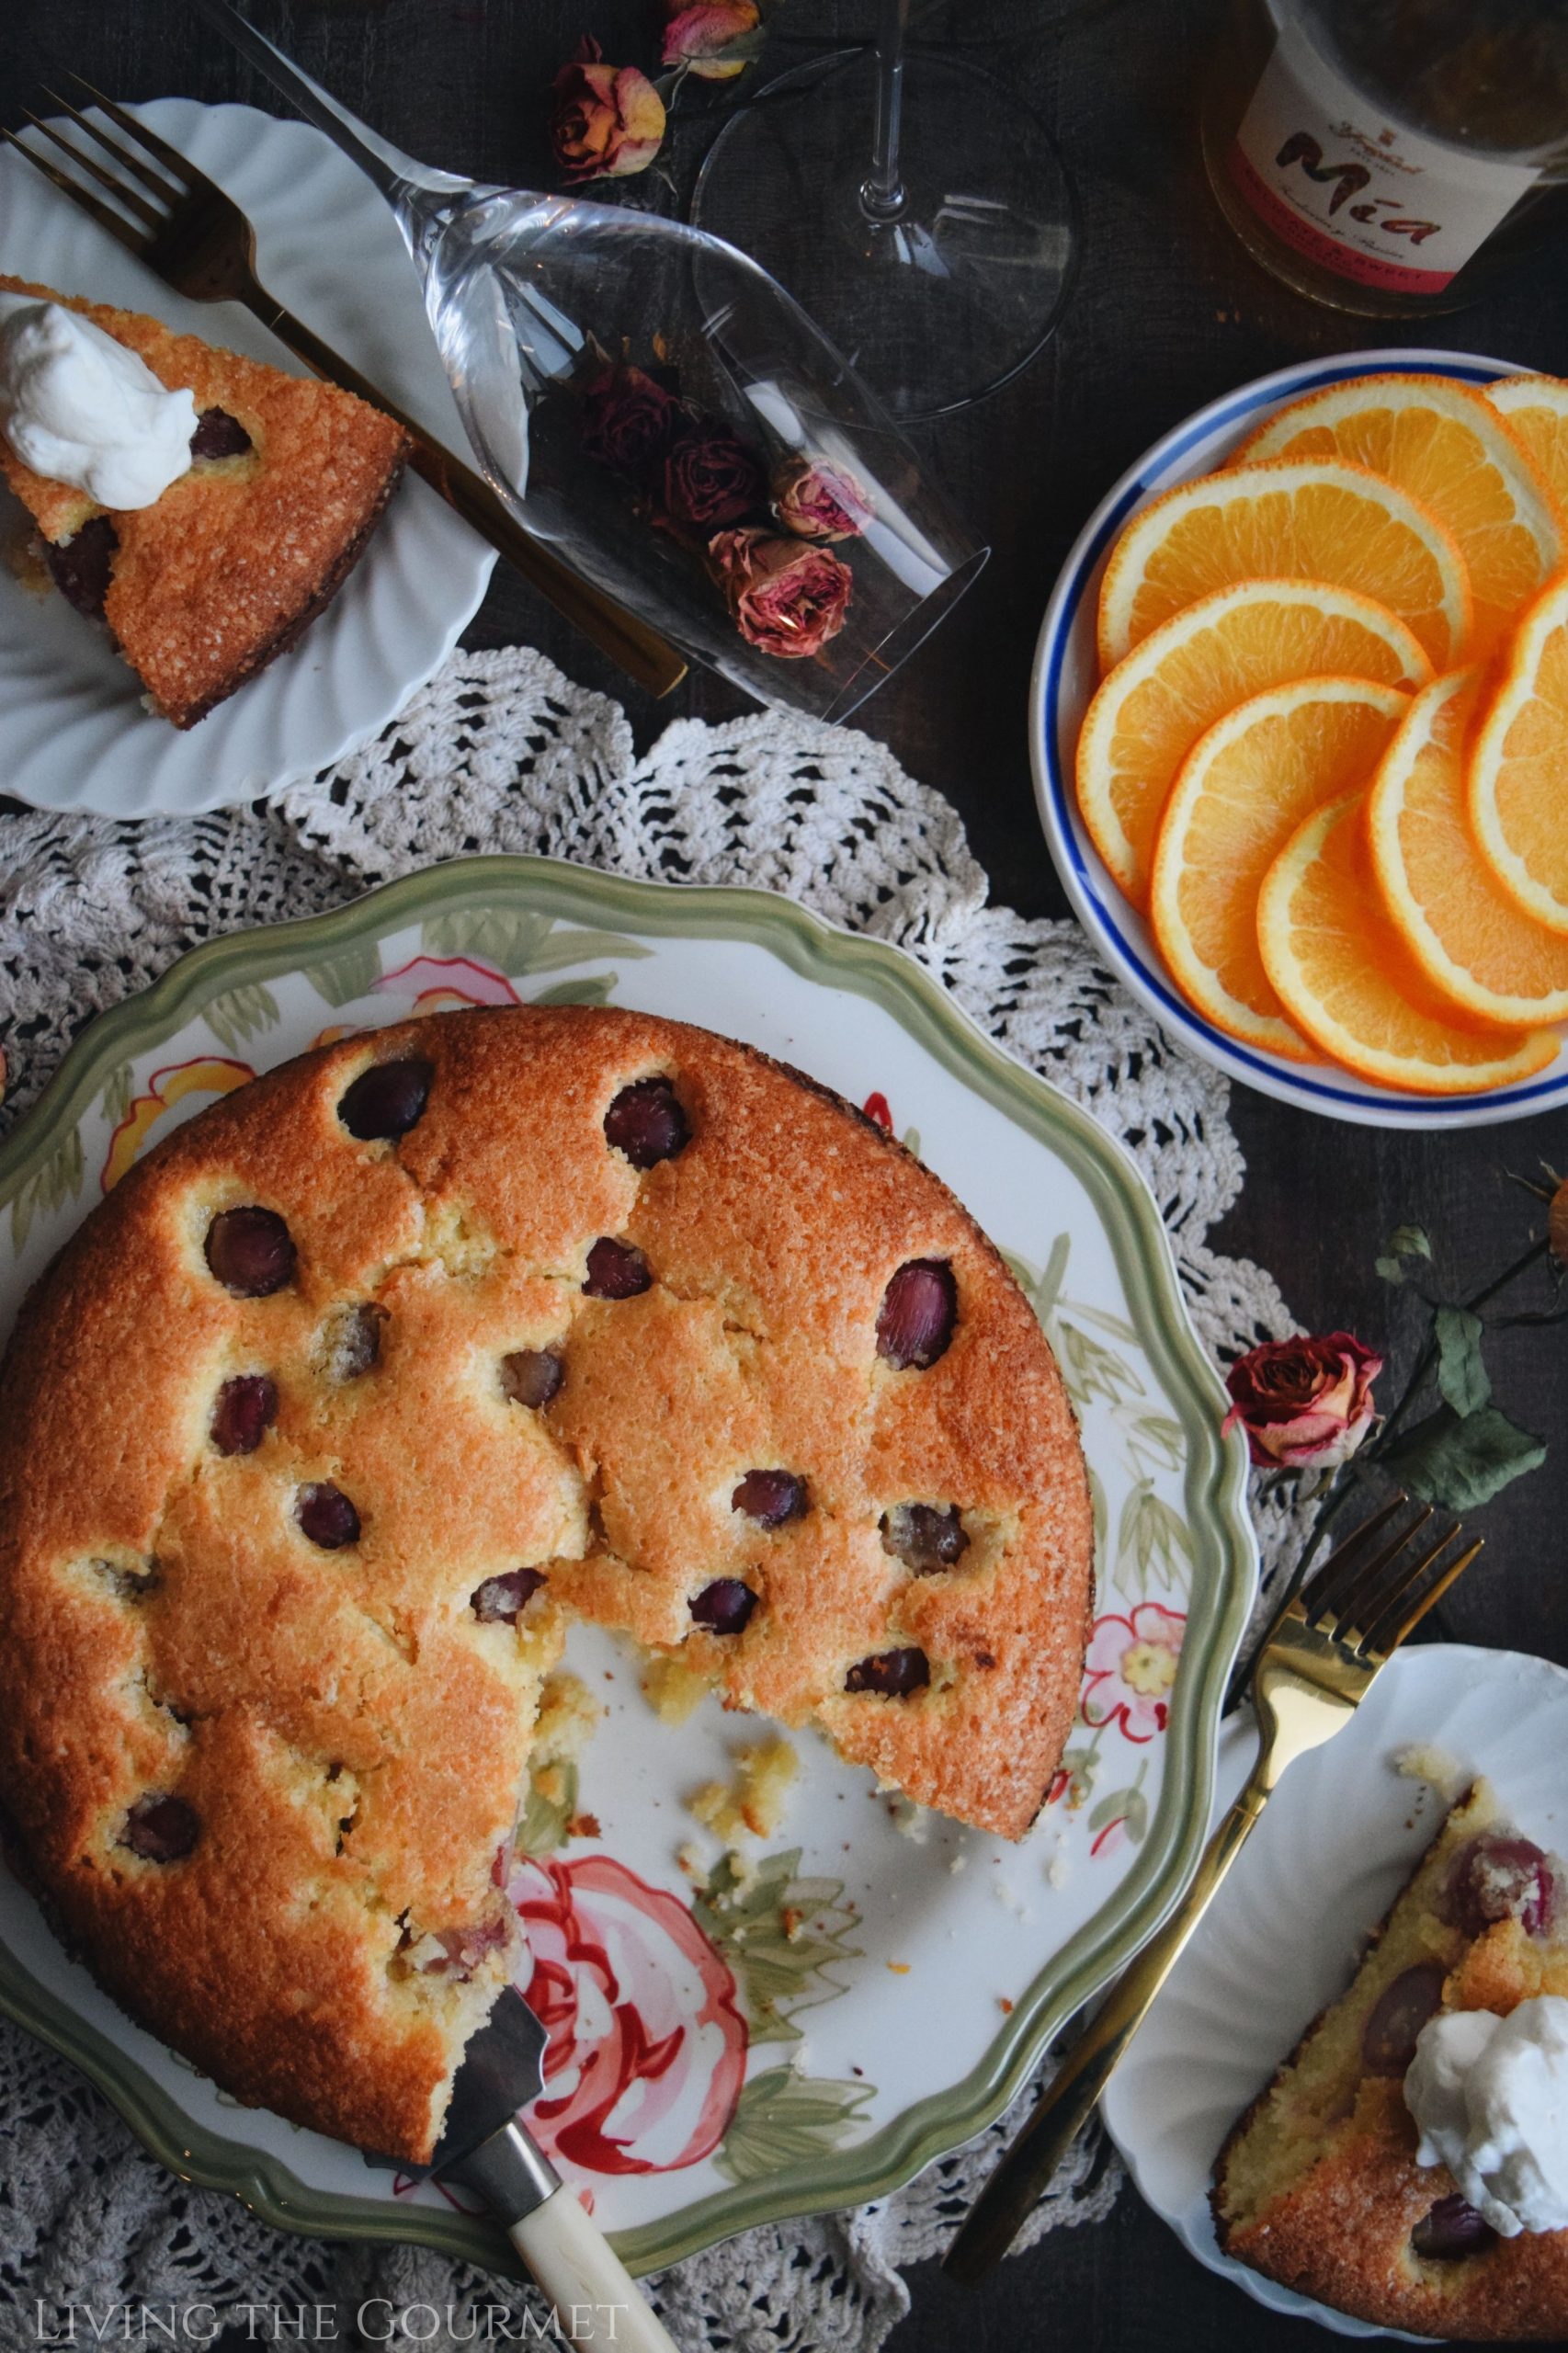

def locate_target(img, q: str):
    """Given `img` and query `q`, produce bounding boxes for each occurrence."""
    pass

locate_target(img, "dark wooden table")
[6,2,1567,2346]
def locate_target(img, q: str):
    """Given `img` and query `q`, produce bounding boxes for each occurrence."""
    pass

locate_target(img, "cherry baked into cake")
[0,275,409,726]
[0,1006,1094,2162]
[1214,1780,1568,2339]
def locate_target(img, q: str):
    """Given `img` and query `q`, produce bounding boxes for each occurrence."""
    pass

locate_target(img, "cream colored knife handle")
[510,2188,680,2352]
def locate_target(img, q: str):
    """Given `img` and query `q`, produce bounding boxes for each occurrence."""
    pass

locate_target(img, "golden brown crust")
[0,1006,1092,2158]
[1222,2106,1568,2339]
[0,276,410,725]
[1214,1784,1568,2338]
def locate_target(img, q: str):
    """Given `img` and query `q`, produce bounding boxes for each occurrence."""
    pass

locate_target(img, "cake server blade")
[365,1985,681,2351]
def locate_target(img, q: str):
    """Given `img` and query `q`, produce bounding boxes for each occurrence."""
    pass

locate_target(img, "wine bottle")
[1202,0,1568,315]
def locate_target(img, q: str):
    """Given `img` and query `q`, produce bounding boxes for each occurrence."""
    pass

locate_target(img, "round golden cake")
[0,1005,1093,2160]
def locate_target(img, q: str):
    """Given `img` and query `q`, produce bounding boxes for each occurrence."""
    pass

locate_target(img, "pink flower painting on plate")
[505,1855,748,2179]
[372,954,522,1013]
[1081,1603,1187,1743]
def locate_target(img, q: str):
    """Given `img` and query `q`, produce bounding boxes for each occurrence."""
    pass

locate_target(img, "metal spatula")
[373,1986,679,2351]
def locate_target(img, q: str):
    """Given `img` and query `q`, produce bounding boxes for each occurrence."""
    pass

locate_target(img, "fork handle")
[944,1774,1268,2284]
[245,292,687,698]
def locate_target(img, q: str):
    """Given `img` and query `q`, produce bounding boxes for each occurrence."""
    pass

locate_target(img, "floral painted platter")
[0,856,1256,2275]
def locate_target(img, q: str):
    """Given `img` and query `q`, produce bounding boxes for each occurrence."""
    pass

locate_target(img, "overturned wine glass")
[193,0,988,722]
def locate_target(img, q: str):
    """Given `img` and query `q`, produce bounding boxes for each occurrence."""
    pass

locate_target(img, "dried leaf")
[1382,1403,1545,1512]
[1377,1223,1433,1284]
[1434,1302,1490,1417]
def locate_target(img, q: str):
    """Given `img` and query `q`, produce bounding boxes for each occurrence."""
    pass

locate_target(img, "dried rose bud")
[579,360,683,477]
[662,422,767,529]
[771,454,872,543]
[1221,1332,1382,1470]
[550,39,666,185]
[708,528,853,661]
[662,1,762,80]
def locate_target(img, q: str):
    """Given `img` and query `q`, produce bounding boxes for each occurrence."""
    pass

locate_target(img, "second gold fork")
[945,1493,1483,2282]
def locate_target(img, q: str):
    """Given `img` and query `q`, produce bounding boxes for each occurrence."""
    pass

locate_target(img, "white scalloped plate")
[0,98,494,816]
[1104,1643,1568,2339]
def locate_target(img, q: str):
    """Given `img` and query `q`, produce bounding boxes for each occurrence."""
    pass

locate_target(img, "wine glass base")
[690,47,1078,422]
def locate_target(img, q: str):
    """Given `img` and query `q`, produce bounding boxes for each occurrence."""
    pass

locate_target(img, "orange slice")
[1149,676,1408,1059]
[1485,375,1568,516]
[1096,459,1471,675]
[1368,669,1568,1024]
[1256,792,1557,1096]
[1234,374,1560,663]
[1075,579,1430,906]
[1469,573,1568,935]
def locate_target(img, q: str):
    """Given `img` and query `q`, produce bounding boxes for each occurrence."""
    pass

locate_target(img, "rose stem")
[1224,1229,1551,1712]
[861,0,910,223]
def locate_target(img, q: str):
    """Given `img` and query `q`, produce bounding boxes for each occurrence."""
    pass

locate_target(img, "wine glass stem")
[861,0,909,222]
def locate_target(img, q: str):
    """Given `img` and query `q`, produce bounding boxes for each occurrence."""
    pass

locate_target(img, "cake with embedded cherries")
[0,275,409,726]
[0,1005,1093,2162]
[1214,1780,1568,2338]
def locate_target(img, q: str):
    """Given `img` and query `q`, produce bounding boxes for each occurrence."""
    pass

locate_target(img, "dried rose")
[661,1,761,80]
[663,421,767,529]
[579,361,683,475]
[1222,1332,1383,1471]
[709,528,854,659]
[550,40,666,185]
[771,454,872,543]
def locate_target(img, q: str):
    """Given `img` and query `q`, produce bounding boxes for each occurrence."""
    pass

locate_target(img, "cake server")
[372,1984,680,2352]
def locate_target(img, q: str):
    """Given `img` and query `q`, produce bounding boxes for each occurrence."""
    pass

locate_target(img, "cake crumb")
[676,1840,706,1882]
[725,1844,759,1897]
[998,1996,1014,2015]
[887,1961,911,1975]
[534,1669,604,1765]
[1392,1742,1465,1802]
[994,1875,1031,1922]
[949,1851,968,1875]
[688,1736,800,1841]
[887,1795,930,1842]
[642,1653,710,1726]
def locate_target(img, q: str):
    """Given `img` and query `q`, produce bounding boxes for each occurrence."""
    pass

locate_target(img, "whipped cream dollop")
[1405,1996,1568,2237]
[0,295,197,509]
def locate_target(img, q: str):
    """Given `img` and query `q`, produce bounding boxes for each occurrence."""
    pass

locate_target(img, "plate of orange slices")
[1033,350,1568,1125]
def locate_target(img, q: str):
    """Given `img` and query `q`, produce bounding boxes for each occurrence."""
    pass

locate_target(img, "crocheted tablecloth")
[0,645,1298,2353]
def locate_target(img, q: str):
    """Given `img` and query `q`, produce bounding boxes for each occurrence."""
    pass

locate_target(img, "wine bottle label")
[1230,18,1541,294]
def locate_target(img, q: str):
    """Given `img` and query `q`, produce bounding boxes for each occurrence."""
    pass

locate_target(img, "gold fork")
[3,85,687,699]
[944,1494,1483,2283]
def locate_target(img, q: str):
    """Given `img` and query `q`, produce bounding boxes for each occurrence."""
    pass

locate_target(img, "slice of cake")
[0,276,409,726]
[0,1006,1094,2160]
[1214,1780,1568,2338]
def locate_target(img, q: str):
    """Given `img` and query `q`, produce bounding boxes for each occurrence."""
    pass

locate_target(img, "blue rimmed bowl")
[1029,348,1568,1131]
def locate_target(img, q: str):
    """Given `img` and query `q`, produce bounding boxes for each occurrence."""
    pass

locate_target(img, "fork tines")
[1299,1494,1482,1661]
[2,79,191,260]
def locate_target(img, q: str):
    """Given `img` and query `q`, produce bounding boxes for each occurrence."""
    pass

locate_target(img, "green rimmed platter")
[0,855,1256,2276]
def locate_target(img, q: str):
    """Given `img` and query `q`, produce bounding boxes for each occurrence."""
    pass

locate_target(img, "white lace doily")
[0,646,1300,2353]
